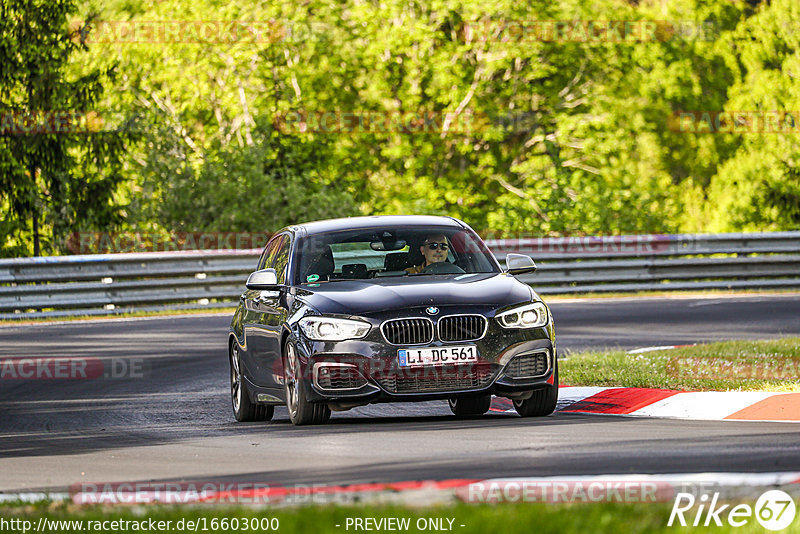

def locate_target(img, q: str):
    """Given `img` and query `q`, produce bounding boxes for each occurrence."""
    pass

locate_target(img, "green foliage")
[704,0,800,231]
[0,0,128,256]
[154,127,359,232]
[89,0,365,234]
[3,0,800,257]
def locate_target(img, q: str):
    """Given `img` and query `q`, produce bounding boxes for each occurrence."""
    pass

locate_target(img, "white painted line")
[547,292,800,304]
[0,312,231,329]
[6,472,799,505]
[627,345,681,354]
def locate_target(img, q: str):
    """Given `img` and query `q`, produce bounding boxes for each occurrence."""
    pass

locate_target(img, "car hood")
[294,273,535,315]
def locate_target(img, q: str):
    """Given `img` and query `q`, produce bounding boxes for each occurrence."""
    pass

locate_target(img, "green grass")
[561,337,800,392]
[2,501,795,533]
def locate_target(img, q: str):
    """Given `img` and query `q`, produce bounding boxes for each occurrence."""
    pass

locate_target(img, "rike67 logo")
[668,490,796,530]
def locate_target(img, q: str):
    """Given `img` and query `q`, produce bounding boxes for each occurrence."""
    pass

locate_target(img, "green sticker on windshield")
[307,274,320,283]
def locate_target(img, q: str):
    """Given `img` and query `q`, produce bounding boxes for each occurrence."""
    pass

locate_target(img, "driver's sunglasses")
[425,242,449,251]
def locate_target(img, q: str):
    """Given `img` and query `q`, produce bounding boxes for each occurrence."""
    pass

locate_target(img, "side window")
[272,236,291,284]
[257,238,279,270]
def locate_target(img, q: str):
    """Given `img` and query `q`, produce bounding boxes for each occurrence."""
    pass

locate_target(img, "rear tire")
[448,394,491,416]
[284,341,330,426]
[513,361,558,417]
[230,342,274,422]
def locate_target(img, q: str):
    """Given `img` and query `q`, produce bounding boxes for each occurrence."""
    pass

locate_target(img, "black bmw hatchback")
[228,215,557,425]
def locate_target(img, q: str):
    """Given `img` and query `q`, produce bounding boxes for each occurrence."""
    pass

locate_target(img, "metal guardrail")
[1,232,799,318]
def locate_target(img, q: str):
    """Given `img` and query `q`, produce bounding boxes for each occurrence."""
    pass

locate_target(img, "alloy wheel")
[230,343,242,413]
[285,343,299,419]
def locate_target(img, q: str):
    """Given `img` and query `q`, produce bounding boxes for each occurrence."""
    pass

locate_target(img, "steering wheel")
[421,262,465,274]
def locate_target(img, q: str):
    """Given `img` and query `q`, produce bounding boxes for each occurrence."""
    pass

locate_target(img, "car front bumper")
[293,308,556,404]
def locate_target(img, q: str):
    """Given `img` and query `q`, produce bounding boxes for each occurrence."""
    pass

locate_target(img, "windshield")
[293,226,500,285]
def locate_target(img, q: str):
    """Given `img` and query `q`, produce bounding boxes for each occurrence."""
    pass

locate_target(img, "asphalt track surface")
[1,294,799,492]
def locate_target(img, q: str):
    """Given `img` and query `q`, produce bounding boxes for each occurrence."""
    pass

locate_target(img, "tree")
[704,0,800,231]
[0,0,127,257]
[87,0,364,235]
[42,0,799,242]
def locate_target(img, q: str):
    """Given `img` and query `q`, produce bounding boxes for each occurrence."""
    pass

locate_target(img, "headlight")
[496,302,549,328]
[298,317,371,341]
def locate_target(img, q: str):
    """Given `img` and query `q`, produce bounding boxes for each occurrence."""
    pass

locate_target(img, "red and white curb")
[489,387,800,422]
[5,472,799,506]
[489,341,798,422]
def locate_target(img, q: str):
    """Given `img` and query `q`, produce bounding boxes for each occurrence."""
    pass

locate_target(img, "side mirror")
[246,268,279,289]
[504,253,537,275]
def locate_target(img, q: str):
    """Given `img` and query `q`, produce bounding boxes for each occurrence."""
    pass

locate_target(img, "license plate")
[397,345,477,368]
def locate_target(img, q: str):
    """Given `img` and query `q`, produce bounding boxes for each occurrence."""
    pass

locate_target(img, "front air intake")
[314,364,368,390]
[438,315,487,342]
[381,318,434,345]
[503,351,550,379]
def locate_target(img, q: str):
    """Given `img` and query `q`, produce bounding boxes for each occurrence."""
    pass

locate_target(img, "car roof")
[293,215,467,236]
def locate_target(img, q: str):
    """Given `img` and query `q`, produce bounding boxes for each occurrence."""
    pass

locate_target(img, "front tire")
[513,361,558,417]
[230,342,274,422]
[448,394,491,416]
[284,341,330,426]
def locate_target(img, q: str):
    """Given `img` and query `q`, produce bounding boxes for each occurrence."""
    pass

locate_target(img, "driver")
[405,234,450,274]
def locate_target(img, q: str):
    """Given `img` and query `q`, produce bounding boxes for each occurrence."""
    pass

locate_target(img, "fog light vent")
[314,363,368,390]
[504,351,549,379]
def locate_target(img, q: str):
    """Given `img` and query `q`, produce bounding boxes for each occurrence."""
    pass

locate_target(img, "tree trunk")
[32,209,40,257]
[30,162,40,257]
